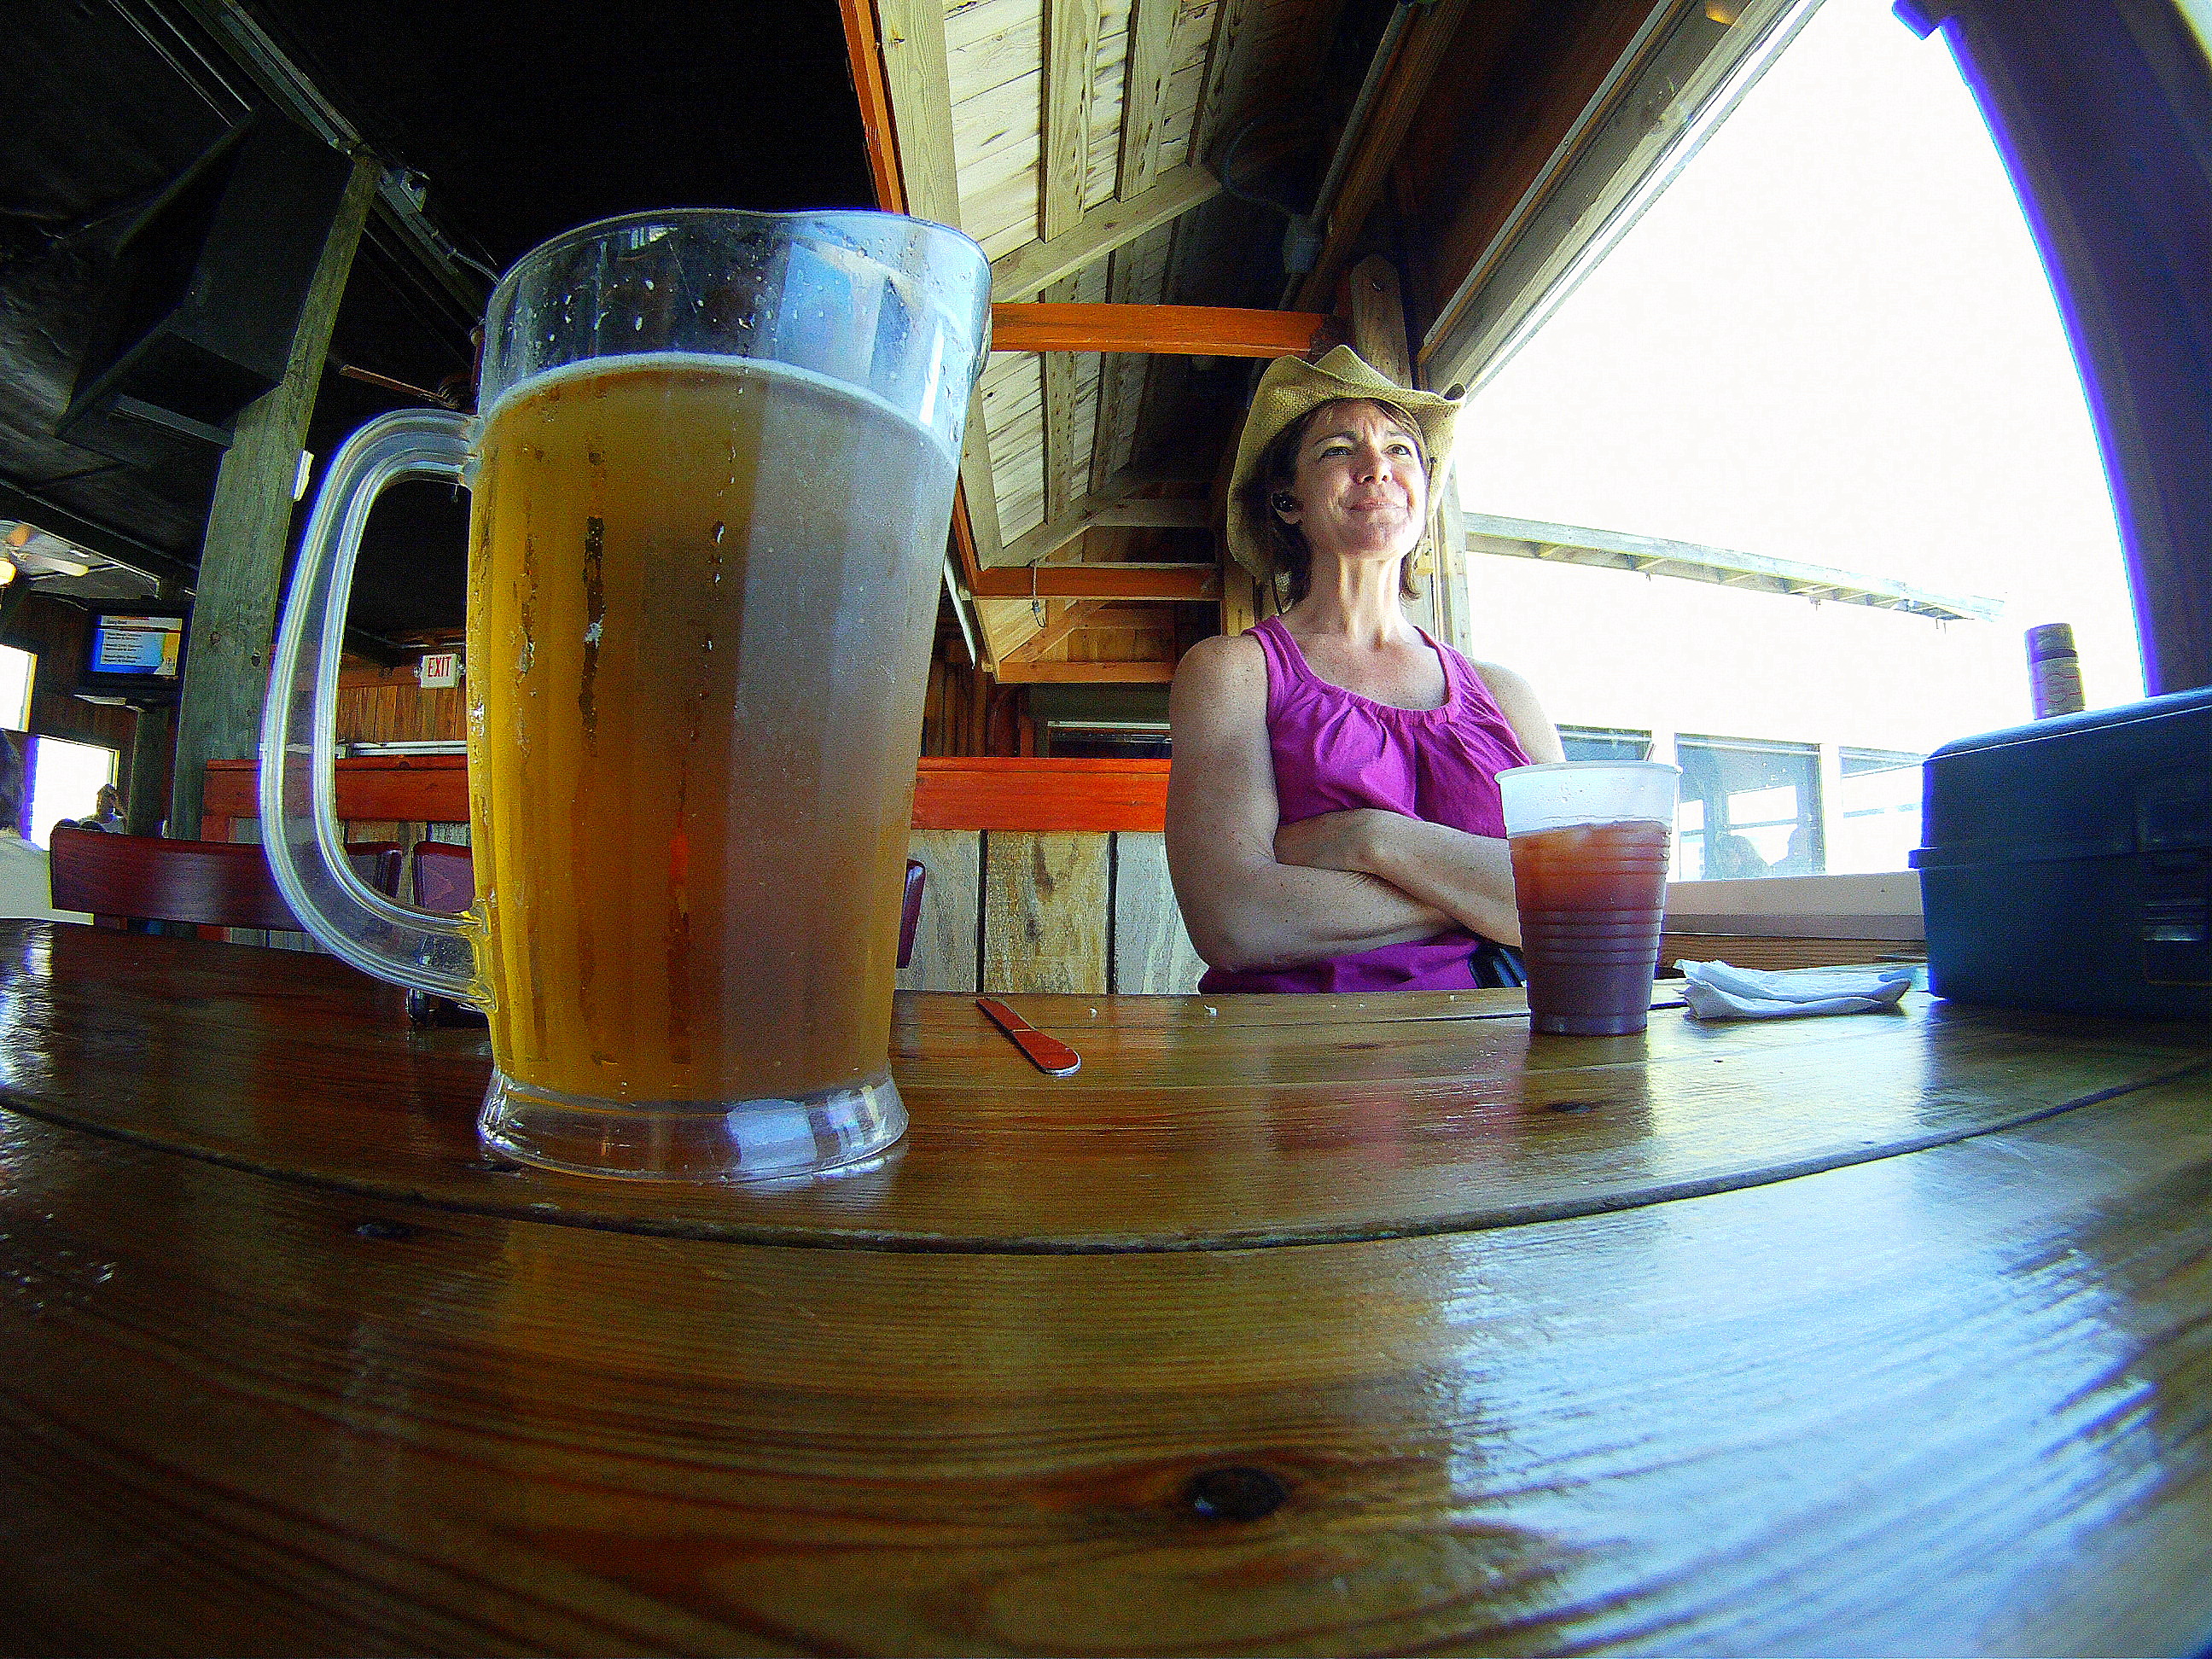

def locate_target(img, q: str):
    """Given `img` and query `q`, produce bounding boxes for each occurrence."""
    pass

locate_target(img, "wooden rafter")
[834,0,906,212]
[1039,277,1084,523]
[1291,0,1475,313]
[998,483,1211,568]
[992,303,1338,357]
[1001,600,1111,662]
[991,166,1222,300]
[1042,0,1103,242]
[1117,0,1179,201]
[871,0,960,225]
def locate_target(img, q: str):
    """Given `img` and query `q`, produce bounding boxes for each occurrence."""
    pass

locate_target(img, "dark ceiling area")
[2,0,877,649]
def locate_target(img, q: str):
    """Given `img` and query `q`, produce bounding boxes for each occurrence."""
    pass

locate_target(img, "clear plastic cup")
[1498,761,1681,1035]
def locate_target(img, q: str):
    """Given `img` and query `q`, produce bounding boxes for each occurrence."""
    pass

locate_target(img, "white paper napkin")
[1676,960,1916,1022]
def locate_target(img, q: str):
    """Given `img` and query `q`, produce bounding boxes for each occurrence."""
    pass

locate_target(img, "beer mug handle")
[259,409,486,1003]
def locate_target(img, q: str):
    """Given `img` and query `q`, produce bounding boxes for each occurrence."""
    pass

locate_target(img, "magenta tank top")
[1198,614,1532,994]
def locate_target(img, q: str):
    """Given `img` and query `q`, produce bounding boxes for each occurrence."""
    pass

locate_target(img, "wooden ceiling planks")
[850,0,1696,687]
[936,0,1260,678]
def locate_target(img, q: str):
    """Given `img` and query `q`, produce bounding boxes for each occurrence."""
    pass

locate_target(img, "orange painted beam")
[967,564,1218,600]
[990,303,1342,358]
[911,758,1169,831]
[835,0,907,213]
[207,755,1174,835]
[990,660,1179,684]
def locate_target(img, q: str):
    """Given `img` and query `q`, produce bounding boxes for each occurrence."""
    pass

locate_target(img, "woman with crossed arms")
[1167,346,1563,993]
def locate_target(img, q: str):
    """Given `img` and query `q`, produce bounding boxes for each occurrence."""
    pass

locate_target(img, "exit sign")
[418,652,462,689]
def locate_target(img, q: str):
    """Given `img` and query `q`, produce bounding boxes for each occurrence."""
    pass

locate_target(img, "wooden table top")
[2,917,2208,1655]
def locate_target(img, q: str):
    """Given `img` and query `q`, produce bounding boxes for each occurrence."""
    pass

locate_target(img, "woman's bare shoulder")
[1172,630,1267,698]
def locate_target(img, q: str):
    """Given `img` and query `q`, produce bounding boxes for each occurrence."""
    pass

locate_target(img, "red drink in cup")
[1499,763,1680,1035]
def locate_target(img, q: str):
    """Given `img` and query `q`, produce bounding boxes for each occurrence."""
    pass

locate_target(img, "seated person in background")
[0,732,90,923]
[1167,346,1563,993]
[83,783,125,832]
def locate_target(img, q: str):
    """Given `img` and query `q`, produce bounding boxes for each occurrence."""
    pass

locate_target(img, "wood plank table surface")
[2,917,2207,1656]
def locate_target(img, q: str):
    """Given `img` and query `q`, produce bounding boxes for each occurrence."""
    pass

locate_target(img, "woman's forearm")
[1278,810,1522,946]
[1200,863,1452,970]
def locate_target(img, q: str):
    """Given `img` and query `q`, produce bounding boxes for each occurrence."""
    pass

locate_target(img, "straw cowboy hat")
[1225,344,1464,587]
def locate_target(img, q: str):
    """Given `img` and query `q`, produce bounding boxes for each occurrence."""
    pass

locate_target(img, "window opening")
[27,737,117,847]
[1675,736,1822,881]
[0,645,32,731]
[1450,0,2145,886]
[1557,725,1652,763]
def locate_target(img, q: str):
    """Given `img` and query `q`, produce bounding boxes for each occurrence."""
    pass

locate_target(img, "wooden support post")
[168,153,379,841]
[125,707,172,837]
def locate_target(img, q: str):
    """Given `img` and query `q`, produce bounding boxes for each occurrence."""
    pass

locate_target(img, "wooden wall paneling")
[1043,0,1105,242]
[983,829,1109,993]
[1118,0,1179,198]
[898,827,982,992]
[945,0,1039,101]
[1112,829,1205,992]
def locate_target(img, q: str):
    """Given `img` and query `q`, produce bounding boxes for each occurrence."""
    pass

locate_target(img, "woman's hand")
[1273,808,1393,876]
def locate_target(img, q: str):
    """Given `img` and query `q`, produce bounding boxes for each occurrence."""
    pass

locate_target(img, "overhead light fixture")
[0,557,15,585]
[0,520,94,579]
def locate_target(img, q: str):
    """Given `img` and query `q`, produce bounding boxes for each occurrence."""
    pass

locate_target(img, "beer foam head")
[482,352,955,469]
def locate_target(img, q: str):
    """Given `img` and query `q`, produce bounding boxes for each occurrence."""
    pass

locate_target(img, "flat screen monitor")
[83,609,189,704]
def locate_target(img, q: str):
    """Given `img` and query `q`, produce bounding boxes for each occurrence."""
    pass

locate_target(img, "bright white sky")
[1452,0,2146,706]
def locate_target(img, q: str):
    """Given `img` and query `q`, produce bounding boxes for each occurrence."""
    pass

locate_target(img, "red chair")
[49,824,403,937]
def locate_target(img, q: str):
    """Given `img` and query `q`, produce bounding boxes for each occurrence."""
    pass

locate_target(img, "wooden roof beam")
[991,166,1223,301]
[1000,599,1112,664]
[1117,0,1179,201]
[1043,0,1103,242]
[991,303,1339,357]
[996,481,1212,569]
[1290,0,1475,315]
[969,564,1219,602]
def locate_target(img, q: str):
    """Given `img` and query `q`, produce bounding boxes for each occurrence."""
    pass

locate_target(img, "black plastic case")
[1910,688,2210,1019]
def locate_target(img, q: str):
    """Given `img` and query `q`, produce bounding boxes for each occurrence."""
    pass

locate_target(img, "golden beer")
[465,354,955,1104]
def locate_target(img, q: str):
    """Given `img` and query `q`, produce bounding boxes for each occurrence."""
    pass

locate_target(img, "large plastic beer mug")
[261,211,991,1180]
[1499,761,1681,1036]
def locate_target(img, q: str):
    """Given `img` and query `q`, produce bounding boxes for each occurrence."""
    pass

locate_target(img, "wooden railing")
[201,757,1204,993]
[203,757,1915,987]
